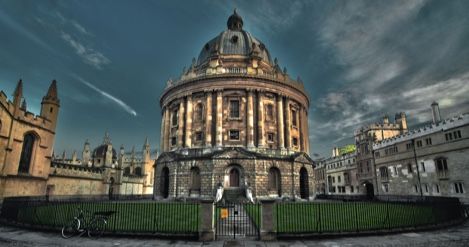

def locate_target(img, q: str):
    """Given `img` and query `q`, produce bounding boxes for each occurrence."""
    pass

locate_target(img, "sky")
[1,0,469,159]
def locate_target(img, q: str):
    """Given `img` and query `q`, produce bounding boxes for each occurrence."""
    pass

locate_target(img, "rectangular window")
[379,167,388,179]
[414,185,419,193]
[195,132,203,141]
[172,110,178,126]
[435,184,440,193]
[366,161,370,172]
[171,136,177,146]
[425,138,432,145]
[350,186,354,193]
[435,158,448,172]
[229,130,240,140]
[416,140,422,147]
[407,163,413,173]
[406,143,412,150]
[454,183,464,194]
[292,137,298,146]
[291,109,298,127]
[421,162,426,172]
[393,166,398,176]
[454,130,462,139]
[383,183,389,193]
[424,184,428,193]
[338,176,341,183]
[229,100,240,118]
[267,132,274,142]
[445,133,453,141]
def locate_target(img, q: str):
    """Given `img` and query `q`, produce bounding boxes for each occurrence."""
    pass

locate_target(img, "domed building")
[155,10,314,201]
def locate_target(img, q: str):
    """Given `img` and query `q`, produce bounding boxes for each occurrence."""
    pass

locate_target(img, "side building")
[49,133,156,197]
[0,80,59,200]
[355,113,408,197]
[317,147,359,195]
[373,103,468,203]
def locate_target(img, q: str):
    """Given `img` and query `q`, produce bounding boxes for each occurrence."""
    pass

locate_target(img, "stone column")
[205,91,213,147]
[277,95,284,149]
[185,95,193,148]
[247,89,255,148]
[284,97,291,149]
[163,106,171,152]
[177,99,185,147]
[216,90,223,147]
[199,200,215,241]
[160,107,166,152]
[257,90,265,148]
[304,107,310,154]
[299,106,304,152]
[260,199,277,240]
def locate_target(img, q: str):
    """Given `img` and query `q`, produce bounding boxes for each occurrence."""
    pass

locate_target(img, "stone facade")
[373,105,469,203]
[0,80,58,200]
[50,133,156,197]
[354,113,408,195]
[317,147,359,195]
[0,81,154,200]
[155,11,314,201]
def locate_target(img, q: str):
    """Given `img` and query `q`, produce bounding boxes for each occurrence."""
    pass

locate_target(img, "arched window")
[161,167,170,198]
[190,167,201,191]
[194,103,203,122]
[18,133,37,174]
[268,167,281,196]
[124,167,131,175]
[135,167,142,176]
[265,104,274,121]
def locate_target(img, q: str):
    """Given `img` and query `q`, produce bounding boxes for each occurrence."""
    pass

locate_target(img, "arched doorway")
[229,169,239,187]
[364,182,374,200]
[268,167,281,197]
[161,167,170,198]
[299,167,309,199]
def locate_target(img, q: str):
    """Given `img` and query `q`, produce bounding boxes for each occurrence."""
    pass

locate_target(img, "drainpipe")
[411,139,423,197]
[371,150,379,196]
[291,161,295,199]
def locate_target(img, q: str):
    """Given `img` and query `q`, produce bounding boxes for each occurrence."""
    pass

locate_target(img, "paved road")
[0,220,468,246]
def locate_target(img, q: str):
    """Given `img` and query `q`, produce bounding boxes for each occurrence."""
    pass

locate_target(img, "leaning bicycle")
[61,207,116,239]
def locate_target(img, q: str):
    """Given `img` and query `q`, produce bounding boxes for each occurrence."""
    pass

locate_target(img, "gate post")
[199,199,215,241]
[260,199,277,240]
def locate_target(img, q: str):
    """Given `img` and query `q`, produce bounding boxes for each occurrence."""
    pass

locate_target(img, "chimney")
[431,102,441,124]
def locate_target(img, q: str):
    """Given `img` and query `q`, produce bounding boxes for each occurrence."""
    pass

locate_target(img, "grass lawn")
[275,202,444,233]
[16,201,200,233]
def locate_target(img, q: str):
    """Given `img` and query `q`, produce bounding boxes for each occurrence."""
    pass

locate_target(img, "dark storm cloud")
[0,0,468,158]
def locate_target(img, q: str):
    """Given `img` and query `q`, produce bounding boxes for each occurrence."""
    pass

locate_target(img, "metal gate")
[215,202,260,239]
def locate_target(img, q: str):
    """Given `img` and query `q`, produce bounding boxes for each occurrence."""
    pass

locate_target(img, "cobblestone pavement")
[0,220,468,247]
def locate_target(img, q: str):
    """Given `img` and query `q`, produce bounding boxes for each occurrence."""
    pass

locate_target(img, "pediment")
[293,153,314,164]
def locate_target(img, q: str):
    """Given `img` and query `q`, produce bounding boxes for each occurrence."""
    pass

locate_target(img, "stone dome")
[196,10,272,67]
[92,144,117,159]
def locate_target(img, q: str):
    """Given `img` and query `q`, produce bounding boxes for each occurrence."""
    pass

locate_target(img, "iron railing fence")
[0,197,200,236]
[316,194,461,203]
[275,199,465,235]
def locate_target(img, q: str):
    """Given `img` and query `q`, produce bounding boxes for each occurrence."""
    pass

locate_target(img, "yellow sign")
[221,208,228,219]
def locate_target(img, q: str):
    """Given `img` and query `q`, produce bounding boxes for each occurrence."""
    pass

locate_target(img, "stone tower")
[82,139,91,166]
[40,80,60,131]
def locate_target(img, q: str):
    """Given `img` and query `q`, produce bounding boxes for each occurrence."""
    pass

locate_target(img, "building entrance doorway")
[229,169,240,187]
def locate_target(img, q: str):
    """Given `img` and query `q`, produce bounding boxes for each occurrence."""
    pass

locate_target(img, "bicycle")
[61,208,116,239]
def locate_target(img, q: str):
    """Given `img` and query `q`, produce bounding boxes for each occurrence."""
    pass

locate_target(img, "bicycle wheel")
[61,218,80,239]
[88,217,106,239]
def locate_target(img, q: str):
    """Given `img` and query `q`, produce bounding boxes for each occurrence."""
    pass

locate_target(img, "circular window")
[231,35,238,43]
